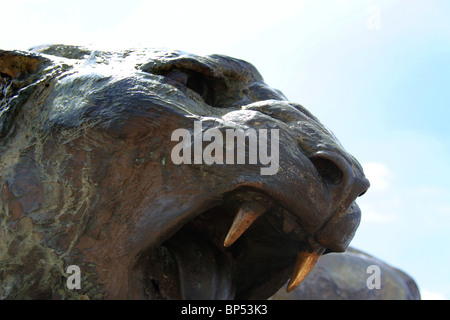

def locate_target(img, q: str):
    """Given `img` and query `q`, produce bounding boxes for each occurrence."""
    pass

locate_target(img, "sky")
[1,0,449,300]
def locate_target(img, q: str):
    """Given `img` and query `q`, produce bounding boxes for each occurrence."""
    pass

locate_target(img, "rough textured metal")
[0,44,372,299]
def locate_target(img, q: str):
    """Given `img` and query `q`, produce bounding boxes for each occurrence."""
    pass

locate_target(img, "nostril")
[311,151,370,208]
[310,156,343,185]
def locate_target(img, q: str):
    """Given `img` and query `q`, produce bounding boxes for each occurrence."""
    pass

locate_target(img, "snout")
[224,100,370,251]
[309,151,370,252]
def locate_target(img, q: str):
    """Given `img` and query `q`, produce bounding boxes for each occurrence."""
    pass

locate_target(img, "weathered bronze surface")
[0,44,371,299]
[271,247,421,300]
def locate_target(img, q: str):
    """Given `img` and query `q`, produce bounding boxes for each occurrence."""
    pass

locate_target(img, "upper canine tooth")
[223,201,266,247]
[286,247,325,292]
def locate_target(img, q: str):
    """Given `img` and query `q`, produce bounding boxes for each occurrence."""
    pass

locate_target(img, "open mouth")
[135,188,328,300]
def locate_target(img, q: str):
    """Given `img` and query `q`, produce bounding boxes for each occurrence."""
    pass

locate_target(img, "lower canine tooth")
[223,201,266,247]
[286,247,325,292]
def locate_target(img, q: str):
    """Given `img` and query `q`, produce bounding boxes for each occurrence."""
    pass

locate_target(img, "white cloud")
[357,162,400,225]
[101,0,308,54]
[0,0,86,50]
[421,289,447,300]
[362,162,393,191]
[358,202,400,224]
[438,205,450,214]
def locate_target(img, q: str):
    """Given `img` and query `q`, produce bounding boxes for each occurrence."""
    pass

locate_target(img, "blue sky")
[1,0,449,299]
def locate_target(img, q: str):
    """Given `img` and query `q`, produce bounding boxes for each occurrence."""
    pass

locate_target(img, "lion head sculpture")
[0,45,369,299]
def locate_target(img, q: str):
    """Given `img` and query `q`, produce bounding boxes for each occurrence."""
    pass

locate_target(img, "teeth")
[223,201,267,247]
[286,247,325,292]
[223,199,325,293]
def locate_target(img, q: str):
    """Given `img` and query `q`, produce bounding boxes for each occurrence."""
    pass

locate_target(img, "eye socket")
[185,73,214,105]
[162,69,214,105]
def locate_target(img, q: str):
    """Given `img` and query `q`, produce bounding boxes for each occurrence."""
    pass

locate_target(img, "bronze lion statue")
[0,44,373,299]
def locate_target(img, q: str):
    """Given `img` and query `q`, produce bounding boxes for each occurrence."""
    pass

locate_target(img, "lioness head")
[0,45,369,299]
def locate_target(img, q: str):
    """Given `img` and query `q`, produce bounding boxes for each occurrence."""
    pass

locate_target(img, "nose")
[309,150,370,252]
[310,150,370,211]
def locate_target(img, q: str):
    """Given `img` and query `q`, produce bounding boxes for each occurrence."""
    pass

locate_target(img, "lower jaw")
[133,189,311,300]
[137,225,235,299]
[135,219,300,299]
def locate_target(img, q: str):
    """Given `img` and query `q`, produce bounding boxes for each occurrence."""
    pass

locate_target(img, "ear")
[0,50,50,138]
